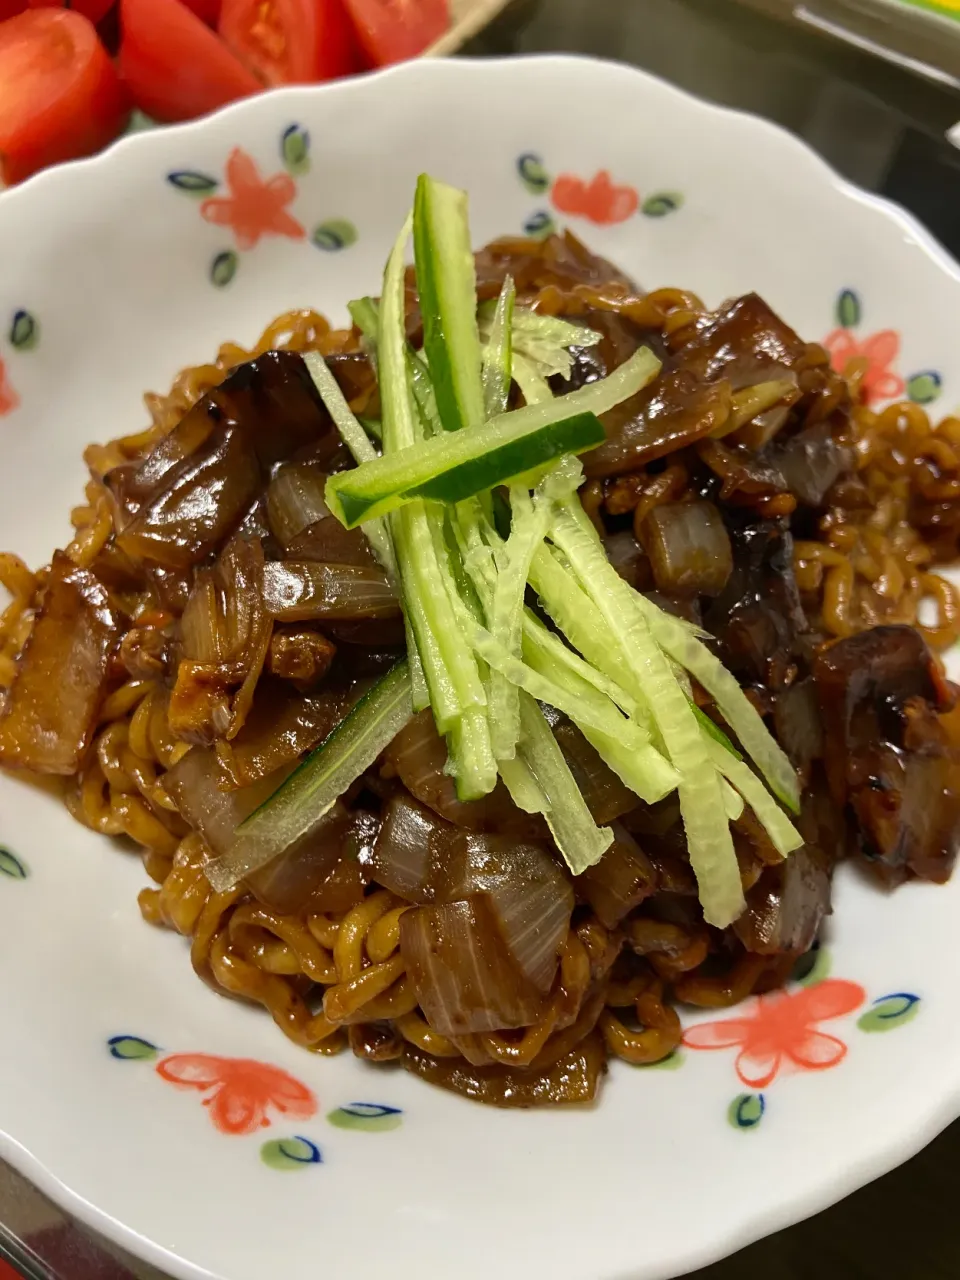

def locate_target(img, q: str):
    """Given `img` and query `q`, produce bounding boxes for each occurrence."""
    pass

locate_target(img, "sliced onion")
[266,463,332,546]
[773,677,823,777]
[401,1032,605,1106]
[385,708,544,836]
[603,531,649,590]
[0,553,123,776]
[165,748,287,858]
[450,835,574,995]
[639,501,733,597]
[552,719,637,823]
[576,822,657,928]
[262,561,399,621]
[399,896,545,1037]
[215,681,347,789]
[245,801,353,914]
[179,571,222,664]
[369,791,458,903]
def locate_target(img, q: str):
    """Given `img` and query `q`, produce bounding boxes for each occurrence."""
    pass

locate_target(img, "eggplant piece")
[703,519,808,689]
[813,626,960,883]
[0,553,123,775]
[675,293,807,386]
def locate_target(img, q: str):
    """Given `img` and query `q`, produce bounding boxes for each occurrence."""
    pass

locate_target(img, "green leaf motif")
[642,192,684,218]
[281,125,311,176]
[0,847,27,880]
[167,171,219,196]
[524,210,556,240]
[836,288,861,330]
[312,220,358,252]
[727,1092,765,1130]
[517,153,550,195]
[906,371,942,406]
[108,1035,159,1062]
[210,251,239,289]
[793,943,831,988]
[9,310,38,351]
[857,993,920,1033]
[260,1136,322,1170]
[327,1103,403,1132]
[641,1049,685,1071]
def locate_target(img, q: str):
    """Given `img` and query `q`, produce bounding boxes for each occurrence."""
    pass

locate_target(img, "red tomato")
[342,0,447,65]
[0,10,128,185]
[219,0,359,86]
[26,0,114,23]
[181,0,222,22]
[118,0,260,123]
[0,1,27,18]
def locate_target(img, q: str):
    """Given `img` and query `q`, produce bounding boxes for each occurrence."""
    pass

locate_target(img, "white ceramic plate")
[0,55,958,1280]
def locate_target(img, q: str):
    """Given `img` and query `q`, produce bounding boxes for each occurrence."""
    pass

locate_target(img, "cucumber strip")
[482,275,515,420]
[692,703,743,761]
[512,352,554,407]
[520,611,641,719]
[206,660,414,892]
[486,482,549,761]
[301,351,398,585]
[325,345,661,526]
[721,778,745,822]
[328,410,606,526]
[522,625,680,805]
[632,590,800,813]
[414,174,486,434]
[516,691,613,875]
[706,739,803,858]
[497,753,549,815]
[350,295,442,438]
[548,499,745,928]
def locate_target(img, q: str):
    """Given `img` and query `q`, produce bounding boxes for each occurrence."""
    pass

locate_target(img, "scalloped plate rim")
[0,54,958,1280]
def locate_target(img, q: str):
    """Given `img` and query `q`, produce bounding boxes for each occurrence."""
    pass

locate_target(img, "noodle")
[2,234,958,1106]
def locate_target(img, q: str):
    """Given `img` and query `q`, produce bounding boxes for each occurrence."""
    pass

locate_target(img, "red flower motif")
[0,360,19,417]
[822,327,904,406]
[683,978,866,1089]
[200,148,305,251]
[156,1053,317,1135]
[551,170,639,225]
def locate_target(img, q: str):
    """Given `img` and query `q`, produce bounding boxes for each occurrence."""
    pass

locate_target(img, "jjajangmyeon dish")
[1,178,958,1107]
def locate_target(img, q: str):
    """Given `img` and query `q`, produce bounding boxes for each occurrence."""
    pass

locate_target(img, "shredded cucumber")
[516,692,613,875]
[548,499,745,928]
[414,175,486,434]
[206,660,413,892]
[482,276,515,420]
[325,346,660,527]
[706,739,803,858]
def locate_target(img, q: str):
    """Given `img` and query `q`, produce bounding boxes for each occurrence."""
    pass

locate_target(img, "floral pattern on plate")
[516,152,683,232]
[683,951,922,1130]
[108,1036,403,1166]
[822,289,942,407]
[167,127,359,286]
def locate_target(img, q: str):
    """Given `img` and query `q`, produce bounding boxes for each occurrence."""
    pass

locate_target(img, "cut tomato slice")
[219,0,360,86]
[119,0,260,122]
[181,0,222,21]
[26,0,115,23]
[342,0,447,65]
[0,9,128,185]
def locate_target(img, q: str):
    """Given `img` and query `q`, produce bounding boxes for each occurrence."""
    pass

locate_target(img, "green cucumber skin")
[332,412,605,526]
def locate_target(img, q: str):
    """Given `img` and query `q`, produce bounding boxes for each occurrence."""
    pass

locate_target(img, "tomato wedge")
[26,0,115,23]
[181,0,222,22]
[0,10,128,185]
[119,0,259,123]
[342,0,448,66]
[219,0,359,86]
